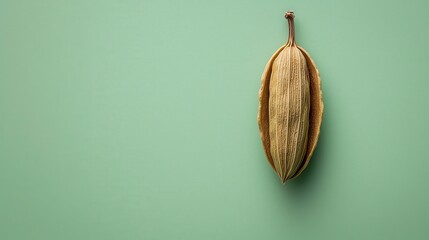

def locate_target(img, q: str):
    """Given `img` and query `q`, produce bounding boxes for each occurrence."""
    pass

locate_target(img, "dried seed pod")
[257,11,323,183]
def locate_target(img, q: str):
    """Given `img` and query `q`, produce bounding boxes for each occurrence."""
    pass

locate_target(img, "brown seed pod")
[257,11,323,183]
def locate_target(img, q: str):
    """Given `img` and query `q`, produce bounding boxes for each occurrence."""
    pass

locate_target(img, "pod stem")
[285,11,296,47]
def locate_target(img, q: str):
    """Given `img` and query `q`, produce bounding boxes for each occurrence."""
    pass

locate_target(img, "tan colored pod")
[257,11,323,183]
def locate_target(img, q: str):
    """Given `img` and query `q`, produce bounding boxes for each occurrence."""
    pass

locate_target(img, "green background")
[1,0,428,239]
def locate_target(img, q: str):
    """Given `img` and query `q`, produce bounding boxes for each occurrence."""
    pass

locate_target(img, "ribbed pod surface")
[269,47,310,181]
[257,11,323,183]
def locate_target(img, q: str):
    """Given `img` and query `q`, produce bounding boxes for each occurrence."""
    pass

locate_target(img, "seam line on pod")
[281,49,287,179]
[273,59,283,175]
[277,52,284,178]
[284,47,291,181]
[272,55,282,178]
[293,48,303,178]
[278,49,283,180]
[287,48,297,179]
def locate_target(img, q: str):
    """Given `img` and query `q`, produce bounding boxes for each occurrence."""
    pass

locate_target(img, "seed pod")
[257,11,323,183]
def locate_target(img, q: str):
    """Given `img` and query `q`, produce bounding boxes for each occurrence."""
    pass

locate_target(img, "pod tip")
[285,10,295,19]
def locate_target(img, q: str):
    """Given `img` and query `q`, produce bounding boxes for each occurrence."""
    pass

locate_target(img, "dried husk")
[257,11,323,183]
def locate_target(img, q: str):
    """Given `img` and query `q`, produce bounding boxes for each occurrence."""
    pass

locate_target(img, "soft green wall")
[1,0,429,239]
